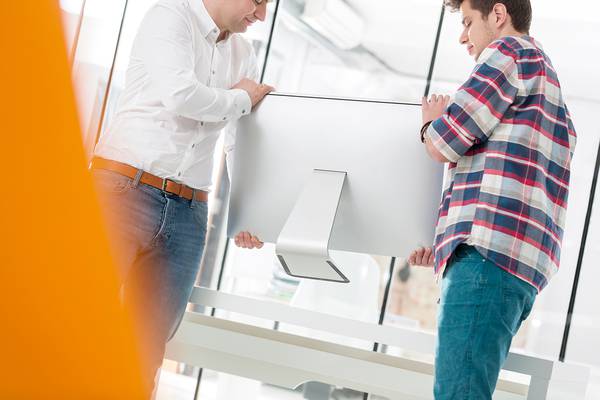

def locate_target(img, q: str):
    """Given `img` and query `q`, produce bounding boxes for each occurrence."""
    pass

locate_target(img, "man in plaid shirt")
[408,0,576,398]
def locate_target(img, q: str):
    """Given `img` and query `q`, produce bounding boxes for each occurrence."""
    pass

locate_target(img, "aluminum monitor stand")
[276,169,350,283]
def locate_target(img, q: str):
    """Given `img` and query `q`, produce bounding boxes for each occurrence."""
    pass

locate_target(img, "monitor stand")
[276,169,350,283]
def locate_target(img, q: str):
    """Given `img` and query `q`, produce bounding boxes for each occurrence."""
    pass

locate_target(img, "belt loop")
[131,169,144,188]
[190,189,196,208]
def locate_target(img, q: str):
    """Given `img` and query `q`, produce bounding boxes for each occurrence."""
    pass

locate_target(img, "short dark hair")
[444,0,532,33]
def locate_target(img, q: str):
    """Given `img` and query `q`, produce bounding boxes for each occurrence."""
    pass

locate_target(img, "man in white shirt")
[91,0,273,391]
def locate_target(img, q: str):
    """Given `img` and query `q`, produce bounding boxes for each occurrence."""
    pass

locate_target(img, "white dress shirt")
[94,0,259,190]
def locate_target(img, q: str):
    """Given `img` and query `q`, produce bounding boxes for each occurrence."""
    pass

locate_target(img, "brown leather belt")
[91,157,208,202]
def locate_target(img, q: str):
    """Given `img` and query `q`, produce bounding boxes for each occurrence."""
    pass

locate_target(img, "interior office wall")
[63,0,600,396]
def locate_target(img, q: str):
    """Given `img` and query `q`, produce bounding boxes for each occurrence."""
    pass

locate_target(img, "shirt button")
[212,70,215,75]
[223,117,227,120]
[178,172,182,177]
[242,110,246,114]
[200,122,204,126]
[192,144,195,148]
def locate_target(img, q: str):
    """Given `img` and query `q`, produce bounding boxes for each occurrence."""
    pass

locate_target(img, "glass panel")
[262,0,443,102]
[427,8,473,95]
[559,100,600,394]
[383,259,437,364]
[568,171,600,399]
[69,0,127,157]
[59,0,86,56]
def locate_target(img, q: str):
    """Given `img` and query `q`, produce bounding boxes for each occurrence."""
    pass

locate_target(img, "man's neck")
[497,26,528,40]
[202,0,230,42]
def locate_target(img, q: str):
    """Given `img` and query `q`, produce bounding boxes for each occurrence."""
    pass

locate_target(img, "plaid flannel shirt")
[427,35,576,291]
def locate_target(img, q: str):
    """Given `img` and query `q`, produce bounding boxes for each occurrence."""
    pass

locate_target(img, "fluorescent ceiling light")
[301,0,365,50]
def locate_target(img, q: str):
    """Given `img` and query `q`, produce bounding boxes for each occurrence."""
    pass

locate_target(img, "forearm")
[424,133,451,163]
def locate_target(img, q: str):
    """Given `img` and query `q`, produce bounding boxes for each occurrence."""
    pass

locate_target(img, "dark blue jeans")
[93,169,208,382]
[434,245,537,399]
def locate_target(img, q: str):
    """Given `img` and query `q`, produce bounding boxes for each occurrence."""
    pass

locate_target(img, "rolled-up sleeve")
[427,41,521,162]
[136,4,251,123]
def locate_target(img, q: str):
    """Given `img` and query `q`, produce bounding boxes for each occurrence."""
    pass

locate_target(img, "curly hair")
[444,0,532,33]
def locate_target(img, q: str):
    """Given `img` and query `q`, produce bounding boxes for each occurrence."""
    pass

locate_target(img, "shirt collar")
[523,35,544,50]
[187,0,222,42]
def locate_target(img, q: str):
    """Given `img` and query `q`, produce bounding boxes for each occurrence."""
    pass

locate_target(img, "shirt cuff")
[426,117,472,163]
[230,88,252,120]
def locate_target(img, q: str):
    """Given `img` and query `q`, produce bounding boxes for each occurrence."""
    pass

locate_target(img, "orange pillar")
[0,2,149,398]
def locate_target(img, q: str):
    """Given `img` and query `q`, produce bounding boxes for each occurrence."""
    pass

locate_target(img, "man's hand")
[234,231,264,249]
[408,247,435,267]
[232,78,274,108]
[421,94,450,125]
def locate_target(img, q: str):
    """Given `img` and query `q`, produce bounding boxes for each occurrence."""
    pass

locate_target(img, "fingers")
[262,83,275,93]
[408,247,424,266]
[442,94,451,107]
[408,249,418,265]
[234,231,264,249]
[425,94,450,104]
[422,94,451,126]
[234,232,242,247]
[251,83,275,108]
[408,247,434,267]
[260,84,274,97]
[423,247,433,264]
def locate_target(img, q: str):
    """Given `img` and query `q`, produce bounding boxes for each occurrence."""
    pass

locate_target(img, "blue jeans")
[93,169,208,381]
[434,245,537,399]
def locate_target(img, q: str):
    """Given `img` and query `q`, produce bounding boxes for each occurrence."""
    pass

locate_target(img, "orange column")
[0,2,149,398]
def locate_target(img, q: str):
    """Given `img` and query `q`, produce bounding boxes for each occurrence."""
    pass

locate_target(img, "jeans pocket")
[450,247,487,272]
[93,169,133,195]
[501,274,538,333]
[191,201,209,228]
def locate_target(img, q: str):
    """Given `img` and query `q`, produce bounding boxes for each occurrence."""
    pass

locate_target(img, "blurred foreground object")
[0,2,149,398]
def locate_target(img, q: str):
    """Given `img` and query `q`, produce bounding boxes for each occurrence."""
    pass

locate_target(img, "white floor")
[156,368,388,400]
[156,369,305,400]
[156,365,600,400]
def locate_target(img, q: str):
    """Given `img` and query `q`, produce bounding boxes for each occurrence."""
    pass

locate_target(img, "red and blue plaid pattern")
[426,36,576,291]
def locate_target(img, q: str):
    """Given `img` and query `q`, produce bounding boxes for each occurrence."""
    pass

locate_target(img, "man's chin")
[233,23,250,34]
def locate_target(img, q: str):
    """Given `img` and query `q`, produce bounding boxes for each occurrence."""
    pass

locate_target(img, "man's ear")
[492,3,509,28]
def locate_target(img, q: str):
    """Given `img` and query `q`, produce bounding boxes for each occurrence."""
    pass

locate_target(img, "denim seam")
[466,270,486,400]
[149,195,169,247]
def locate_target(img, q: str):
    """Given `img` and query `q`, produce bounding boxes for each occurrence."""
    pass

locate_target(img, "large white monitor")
[228,93,444,282]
